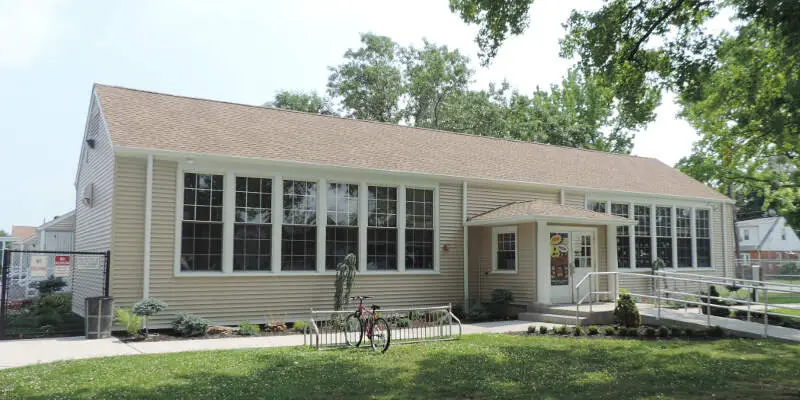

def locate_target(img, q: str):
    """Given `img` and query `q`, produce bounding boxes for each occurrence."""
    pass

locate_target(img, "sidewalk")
[0,321,538,370]
[641,307,800,342]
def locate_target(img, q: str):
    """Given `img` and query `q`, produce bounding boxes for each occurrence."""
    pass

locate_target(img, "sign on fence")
[29,255,49,277]
[54,255,71,277]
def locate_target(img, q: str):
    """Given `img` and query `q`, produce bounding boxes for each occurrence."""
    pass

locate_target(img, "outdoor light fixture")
[85,138,96,149]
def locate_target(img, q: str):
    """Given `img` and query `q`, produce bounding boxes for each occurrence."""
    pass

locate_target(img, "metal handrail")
[659,270,800,291]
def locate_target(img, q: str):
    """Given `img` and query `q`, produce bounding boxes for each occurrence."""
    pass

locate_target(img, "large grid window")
[233,177,271,271]
[611,203,630,268]
[181,173,224,271]
[282,180,317,271]
[696,209,711,268]
[326,183,359,270]
[634,205,652,268]
[588,201,606,213]
[655,206,672,267]
[676,208,692,267]
[405,188,434,270]
[367,186,397,270]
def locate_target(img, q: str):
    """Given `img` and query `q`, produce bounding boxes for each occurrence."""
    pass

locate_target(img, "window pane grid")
[235,177,271,224]
[181,173,224,272]
[282,180,317,271]
[233,224,271,271]
[496,232,516,270]
[588,201,606,213]
[283,180,317,225]
[611,203,630,268]
[406,229,433,270]
[655,207,672,266]
[368,186,397,228]
[326,226,358,270]
[406,188,434,270]
[327,183,358,226]
[696,209,711,267]
[367,228,397,270]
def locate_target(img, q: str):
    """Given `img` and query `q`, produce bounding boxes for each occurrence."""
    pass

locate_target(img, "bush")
[604,326,616,336]
[115,308,142,336]
[466,304,490,322]
[657,326,670,338]
[238,322,260,336]
[573,325,584,336]
[293,321,308,332]
[133,298,167,316]
[34,293,72,327]
[396,318,411,328]
[539,325,548,335]
[587,325,600,336]
[527,325,537,334]
[670,326,683,337]
[778,262,800,276]
[707,325,726,338]
[555,325,569,335]
[683,328,695,337]
[32,276,68,296]
[614,293,640,328]
[172,313,211,337]
[644,327,657,338]
[490,289,514,304]
[701,286,731,317]
[452,304,466,320]
[619,327,639,337]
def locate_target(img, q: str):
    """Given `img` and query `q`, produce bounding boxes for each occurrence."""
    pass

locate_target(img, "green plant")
[115,308,142,336]
[238,322,260,336]
[466,304,490,321]
[670,326,683,337]
[555,325,569,335]
[527,325,537,334]
[490,289,514,304]
[701,286,731,318]
[707,325,726,338]
[683,328,695,337]
[408,310,423,320]
[396,318,412,328]
[133,298,167,336]
[293,321,308,332]
[587,325,600,336]
[644,327,657,338]
[33,293,72,327]
[603,326,616,336]
[32,276,68,296]
[172,313,211,337]
[573,325,584,336]
[539,326,548,335]
[614,293,640,328]
[333,253,358,311]
[657,326,669,338]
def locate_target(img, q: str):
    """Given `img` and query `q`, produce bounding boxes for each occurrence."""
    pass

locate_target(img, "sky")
[0,0,704,233]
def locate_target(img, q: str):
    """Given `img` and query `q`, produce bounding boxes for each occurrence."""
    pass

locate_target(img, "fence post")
[448,303,453,338]
[656,275,661,321]
[752,265,760,302]
[763,287,769,338]
[0,249,9,339]
[103,250,111,297]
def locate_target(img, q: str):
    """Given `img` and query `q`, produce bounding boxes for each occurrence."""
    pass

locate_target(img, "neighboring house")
[737,217,800,274]
[9,225,36,249]
[71,84,736,326]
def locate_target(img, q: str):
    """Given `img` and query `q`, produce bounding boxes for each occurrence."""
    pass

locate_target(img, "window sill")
[173,269,441,277]
[490,270,517,275]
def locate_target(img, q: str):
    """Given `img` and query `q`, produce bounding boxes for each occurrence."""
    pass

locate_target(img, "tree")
[267,90,335,115]
[0,230,8,237]
[327,33,405,122]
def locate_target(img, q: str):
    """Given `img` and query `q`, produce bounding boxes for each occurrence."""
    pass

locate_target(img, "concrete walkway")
[0,321,539,370]
[641,307,800,342]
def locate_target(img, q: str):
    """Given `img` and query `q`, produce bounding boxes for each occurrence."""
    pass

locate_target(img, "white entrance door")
[548,230,596,304]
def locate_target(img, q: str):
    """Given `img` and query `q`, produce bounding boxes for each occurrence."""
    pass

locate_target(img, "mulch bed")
[115,328,304,342]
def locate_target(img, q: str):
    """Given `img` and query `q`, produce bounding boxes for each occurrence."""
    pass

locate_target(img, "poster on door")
[550,233,569,286]
[30,255,49,278]
[54,255,71,277]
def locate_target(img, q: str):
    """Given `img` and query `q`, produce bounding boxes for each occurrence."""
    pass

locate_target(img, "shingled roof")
[93,84,730,202]
[468,200,633,226]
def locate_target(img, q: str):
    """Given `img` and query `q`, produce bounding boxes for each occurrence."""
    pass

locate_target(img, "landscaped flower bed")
[521,323,732,340]
[114,321,307,342]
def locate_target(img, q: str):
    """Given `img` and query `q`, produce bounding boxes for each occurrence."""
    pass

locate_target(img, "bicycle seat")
[371,304,380,310]
[349,295,372,300]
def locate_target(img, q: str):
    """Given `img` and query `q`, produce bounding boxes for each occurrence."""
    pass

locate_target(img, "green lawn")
[2,334,800,399]
[717,286,800,305]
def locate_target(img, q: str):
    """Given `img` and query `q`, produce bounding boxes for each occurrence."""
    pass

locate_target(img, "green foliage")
[292,321,308,332]
[114,308,142,336]
[670,326,683,337]
[644,327,657,338]
[572,325,584,336]
[490,288,514,304]
[539,326,548,335]
[587,325,600,336]
[395,318,411,328]
[32,276,67,296]
[268,90,334,115]
[171,313,211,337]
[603,326,616,336]
[33,293,72,327]
[238,322,260,336]
[555,325,569,335]
[779,263,800,276]
[333,253,358,311]
[466,304,490,322]
[657,326,670,338]
[707,325,726,338]
[527,325,536,334]
[701,286,731,318]
[614,293,640,328]
[683,328,695,337]
[133,298,167,317]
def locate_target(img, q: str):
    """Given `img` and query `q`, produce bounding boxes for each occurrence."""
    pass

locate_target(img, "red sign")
[55,256,70,266]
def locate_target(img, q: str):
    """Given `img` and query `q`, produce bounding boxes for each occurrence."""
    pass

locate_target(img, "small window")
[492,227,517,272]
[743,229,750,240]
[634,205,652,268]
[655,206,673,267]
[588,201,606,213]
[676,208,692,267]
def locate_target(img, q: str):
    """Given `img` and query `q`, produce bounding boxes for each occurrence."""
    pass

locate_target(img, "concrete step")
[518,312,587,325]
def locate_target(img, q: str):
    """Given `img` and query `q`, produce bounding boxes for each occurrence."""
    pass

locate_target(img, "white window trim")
[173,163,440,277]
[491,225,518,274]
[589,198,714,271]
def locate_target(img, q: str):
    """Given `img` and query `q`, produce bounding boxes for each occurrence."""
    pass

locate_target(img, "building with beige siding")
[72,84,736,326]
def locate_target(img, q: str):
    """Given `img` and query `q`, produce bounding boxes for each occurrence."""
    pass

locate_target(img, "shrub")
[133,298,167,316]
[778,262,800,276]
[539,325,548,335]
[452,304,466,320]
[408,310,423,320]
[32,276,67,296]
[644,327,657,338]
[670,326,683,337]
[466,304,490,322]
[587,325,600,336]
[34,293,72,327]
[604,326,616,336]
[238,322,260,336]
[490,289,514,304]
[701,286,731,317]
[707,325,726,338]
[527,325,537,334]
[683,328,695,337]
[293,321,308,332]
[555,325,569,335]
[614,293,640,328]
[172,313,211,337]
[657,326,670,338]
[573,325,584,336]
[115,308,142,336]
[396,318,412,328]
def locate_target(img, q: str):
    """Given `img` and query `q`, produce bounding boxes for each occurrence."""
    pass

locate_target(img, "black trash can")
[85,296,114,339]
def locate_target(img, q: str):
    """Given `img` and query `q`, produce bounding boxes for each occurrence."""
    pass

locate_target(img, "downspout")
[559,189,565,205]
[462,181,469,310]
[143,155,153,298]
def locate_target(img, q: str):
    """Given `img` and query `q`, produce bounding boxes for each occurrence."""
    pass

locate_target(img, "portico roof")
[466,200,634,227]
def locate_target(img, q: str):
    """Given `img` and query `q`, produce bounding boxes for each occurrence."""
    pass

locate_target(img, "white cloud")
[0,0,62,68]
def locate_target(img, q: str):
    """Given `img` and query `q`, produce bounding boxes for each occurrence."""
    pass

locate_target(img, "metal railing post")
[752,265,760,302]
[763,287,769,338]
[448,303,453,338]
[706,291,711,328]
[0,249,9,339]
[656,274,661,320]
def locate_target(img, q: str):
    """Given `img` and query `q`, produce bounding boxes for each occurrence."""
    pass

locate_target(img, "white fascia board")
[465,215,635,227]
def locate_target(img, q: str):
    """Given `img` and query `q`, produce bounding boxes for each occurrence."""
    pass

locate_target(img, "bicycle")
[343,296,391,353]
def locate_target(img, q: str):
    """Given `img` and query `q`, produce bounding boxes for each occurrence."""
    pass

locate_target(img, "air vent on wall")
[82,183,95,208]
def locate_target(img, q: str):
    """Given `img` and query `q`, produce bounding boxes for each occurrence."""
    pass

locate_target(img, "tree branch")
[627,0,687,61]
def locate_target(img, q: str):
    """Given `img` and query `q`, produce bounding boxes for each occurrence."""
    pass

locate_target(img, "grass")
[2,335,800,399]
[716,286,800,305]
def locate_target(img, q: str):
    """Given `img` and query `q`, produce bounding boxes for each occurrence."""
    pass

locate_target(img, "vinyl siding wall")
[110,157,465,326]
[72,99,114,316]
[468,223,536,305]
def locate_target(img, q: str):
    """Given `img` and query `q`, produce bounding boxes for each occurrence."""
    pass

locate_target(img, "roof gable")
[93,84,730,202]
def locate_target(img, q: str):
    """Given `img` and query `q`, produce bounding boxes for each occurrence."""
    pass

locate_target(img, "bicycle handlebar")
[349,296,372,300]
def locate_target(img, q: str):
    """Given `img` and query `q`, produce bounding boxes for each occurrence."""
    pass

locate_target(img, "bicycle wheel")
[343,313,363,347]
[370,318,391,353]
